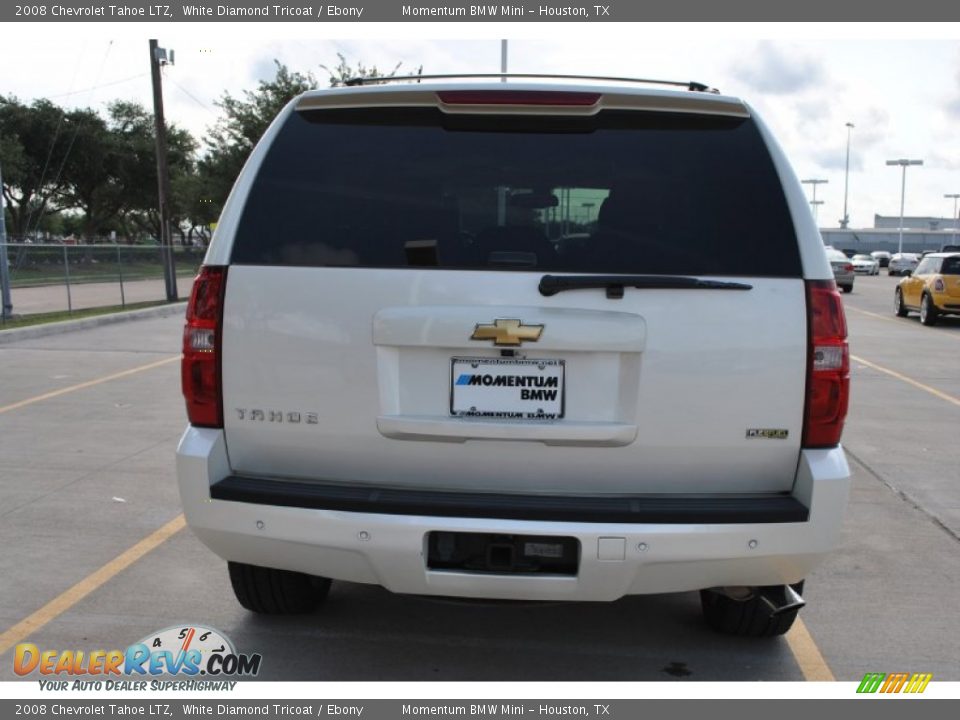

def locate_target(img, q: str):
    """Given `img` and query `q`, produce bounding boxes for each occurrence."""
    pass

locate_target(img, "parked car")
[851,254,879,275]
[888,252,919,276]
[826,248,855,292]
[870,250,892,268]
[177,75,851,637]
[894,252,960,325]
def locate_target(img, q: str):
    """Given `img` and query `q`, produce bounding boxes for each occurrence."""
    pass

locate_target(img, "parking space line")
[0,356,179,416]
[786,618,835,681]
[0,514,185,657]
[845,306,900,324]
[852,354,960,409]
[846,305,960,338]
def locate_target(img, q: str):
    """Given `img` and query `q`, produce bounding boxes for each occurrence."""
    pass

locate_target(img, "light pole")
[886,159,923,254]
[945,193,960,244]
[801,179,828,223]
[841,122,854,228]
[581,202,595,225]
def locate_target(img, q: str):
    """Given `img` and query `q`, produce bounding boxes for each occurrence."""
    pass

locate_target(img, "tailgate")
[221,268,806,495]
[216,88,809,497]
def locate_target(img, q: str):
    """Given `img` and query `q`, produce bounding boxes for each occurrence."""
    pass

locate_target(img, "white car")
[889,252,920,276]
[851,254,879,275]
[871,250,892,268]
[177,76,851,638]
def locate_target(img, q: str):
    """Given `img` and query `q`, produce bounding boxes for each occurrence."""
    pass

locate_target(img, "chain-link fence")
[1,243,204,324]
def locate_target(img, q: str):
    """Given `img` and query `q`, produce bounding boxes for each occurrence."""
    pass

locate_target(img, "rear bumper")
[176,427,851,602]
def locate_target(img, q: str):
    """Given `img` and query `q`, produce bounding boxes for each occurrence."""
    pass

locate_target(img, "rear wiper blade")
[538,274,753,298]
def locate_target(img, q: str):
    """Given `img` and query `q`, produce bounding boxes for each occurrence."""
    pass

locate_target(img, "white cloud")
[731,41,826,95]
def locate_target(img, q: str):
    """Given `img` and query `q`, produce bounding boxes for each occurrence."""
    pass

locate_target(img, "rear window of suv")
[231,106,802,277]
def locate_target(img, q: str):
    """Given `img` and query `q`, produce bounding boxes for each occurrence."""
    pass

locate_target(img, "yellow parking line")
[786,618,835,681]
[852,354,960,408]
[846,305,960,338]
[0,514,186,656]
[845,306,899,324]
[0,356,179,416]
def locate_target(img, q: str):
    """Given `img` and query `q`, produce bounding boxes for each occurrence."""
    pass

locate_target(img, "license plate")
[451,357,565,419]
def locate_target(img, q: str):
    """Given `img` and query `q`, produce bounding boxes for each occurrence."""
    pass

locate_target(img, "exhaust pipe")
[757,584,805,617]
[711,584,806,617]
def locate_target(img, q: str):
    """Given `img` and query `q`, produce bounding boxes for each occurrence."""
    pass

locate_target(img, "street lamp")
[885,159,923,254]
[840,122,854,228]
[801,178,828,222]
[946,193,960,245]
[581,202,595,225]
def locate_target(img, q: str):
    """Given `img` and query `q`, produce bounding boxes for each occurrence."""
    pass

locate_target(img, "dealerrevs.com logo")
[856,672,933,694]
[15,625,261,690]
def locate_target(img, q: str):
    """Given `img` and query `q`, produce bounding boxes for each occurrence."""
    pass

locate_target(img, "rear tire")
[228,561,331,614]
[842,284,853,293]
[920,294,939,326]
[700,582,804,638]
[895,288,909,317]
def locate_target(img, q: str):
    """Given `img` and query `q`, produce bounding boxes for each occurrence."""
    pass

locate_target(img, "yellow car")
[894,252,960,325]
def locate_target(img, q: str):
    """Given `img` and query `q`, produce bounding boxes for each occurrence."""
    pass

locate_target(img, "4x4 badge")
[471,319,544,346]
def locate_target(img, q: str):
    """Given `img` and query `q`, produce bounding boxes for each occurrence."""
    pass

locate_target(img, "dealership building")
[820,215,960,254]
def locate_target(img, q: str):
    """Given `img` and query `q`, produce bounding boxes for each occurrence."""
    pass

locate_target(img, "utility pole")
[149,39,177,302]
[0,153,13,320]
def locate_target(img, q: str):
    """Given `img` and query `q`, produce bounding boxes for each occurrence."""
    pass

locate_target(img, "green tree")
[104,101,196,242]
[202,60,316,209]
[319,52,411,87]
[0,96,88,238]
[54,101,194,241]
[201,57,419,218]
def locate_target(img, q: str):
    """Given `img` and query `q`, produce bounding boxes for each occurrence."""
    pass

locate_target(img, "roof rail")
[343,73,719,93]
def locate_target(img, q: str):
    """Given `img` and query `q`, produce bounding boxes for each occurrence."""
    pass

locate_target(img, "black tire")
[842,284,853,294]
[700,582,804,638]
[888,270,898,277]
[228,561,331,614]
[920,294,939,326]
[894,288,909,317]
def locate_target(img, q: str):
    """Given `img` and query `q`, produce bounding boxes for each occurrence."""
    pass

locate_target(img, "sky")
[1,24,960,229]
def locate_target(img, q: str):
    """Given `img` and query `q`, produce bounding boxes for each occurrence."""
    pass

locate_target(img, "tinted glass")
[232,107,802,277]
[941,257,960,275]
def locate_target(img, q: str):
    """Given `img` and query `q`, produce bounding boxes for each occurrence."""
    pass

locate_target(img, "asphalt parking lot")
[0,272,957,682]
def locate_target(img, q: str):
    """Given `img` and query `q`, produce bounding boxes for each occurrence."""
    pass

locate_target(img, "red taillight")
[844,263,854,273]
[803,279,849,448]
[182,266,227,428]
[437,90,601,106]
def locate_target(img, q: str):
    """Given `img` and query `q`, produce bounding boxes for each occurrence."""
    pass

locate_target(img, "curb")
[0,302,187,345]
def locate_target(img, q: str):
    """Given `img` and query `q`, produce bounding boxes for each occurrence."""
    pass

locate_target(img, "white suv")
[177,76,851,637]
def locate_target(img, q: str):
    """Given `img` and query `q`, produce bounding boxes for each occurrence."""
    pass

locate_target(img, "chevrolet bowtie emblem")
[470,319,544,346]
